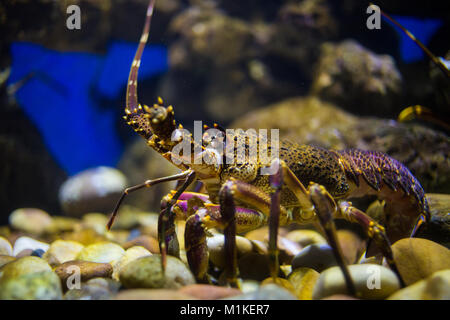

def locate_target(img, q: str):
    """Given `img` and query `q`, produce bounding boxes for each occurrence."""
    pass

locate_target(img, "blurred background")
[0,0,449,225]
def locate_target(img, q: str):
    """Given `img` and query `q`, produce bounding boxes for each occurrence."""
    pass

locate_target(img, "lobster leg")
[338,201,406,287]
[107,169,193,230]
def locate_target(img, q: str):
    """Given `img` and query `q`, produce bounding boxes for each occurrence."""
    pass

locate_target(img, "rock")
[112,246,152,281]
[43,240,85,266]
[115,289,196,300]
[0,270,62,300]
[0,256,52,279]
[31,249,45,258]
[292,244,337,272]
[15,249,33,258]
[312,264,401,300]
[119,255,195,289]
[337,230,366,265]
[178,284,242,300]
[54,261,113,290]
[9,208,52,235]
[123,235,160,254]
[107,205,141,230]
[238,253,271,281]
[391,238,450,285]
[225,283,297,300]
[81,213,109,235]
[105,230,130,246]
[261,278,297,297]
[286,229,327,247]
[208,234,254,268]
[61,229,108,246]
[76,242,125,265]
[0,255,16,268]
[388,269,450,300]
[288,267,320,300]
[12,236,49,257]
[59,166,127,218]
[64,277,120,300]
[44,216,80,234]
[240,280,260,294]
[311,40,403,117]
[0,236,12,256]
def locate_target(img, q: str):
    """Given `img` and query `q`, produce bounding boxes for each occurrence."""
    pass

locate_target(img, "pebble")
[119,255,195,289]
[391,238,450,285]
[0,256,52,279]
[64,278,120,300]
[43,240,85,266]
[76,241,125,265]
[285,229,327,247]
[123,235,160,254]
[288,267,320,300]
[12,236,49,257]
[291,244,337,272]
[115,289,197,300]
[31,249,45,258]
[0,255,16,268]
[224,283,297,300]
[240,280,260,294]
[61,229,108,245]
[0,270,62,300]
[312,264,401,300]
[178,284,242,300]
[54,261,113,290]
[261,278,297,296]
[208,234,253,268]
[388,269,450,300]
[58,166,127,218]
[238,253,271,281]
[0,236,13,256]
[336,230,366,265]
[9,208,53,235]
[44,216,80,234]
[112,246,152,280]
[81,213,109,235]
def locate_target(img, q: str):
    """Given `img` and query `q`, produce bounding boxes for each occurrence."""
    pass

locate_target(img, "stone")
[391,238,450,285]
[76,241,125,265]
[9,208,52,235]
[59,166,127,218]
[336,230,366,265]
[61,229,108,246]
[0,255,16,268]
[238,253,271,281]
[225,283,297,300]
[240,280,260,294]
[64,277,120,300]
[208,234,254,268]
[115,289,196,300]
[0,236,12,256]
[112,246,152,281]
[12,236,49,257]
[44,216,80,234]
[312,264,401,300]
[261,278,297,297]
[0,256,52,279]
[54,260,113,289]
[291,244,337,272]
[81,213,109,235]
[388,269,450,300]
[288,267,320,300]
[285,229,327,247]
[0,270,62,300]
[43,240,84,265]
[123,235,160,254]
[178,284,242,300]
[119,255,195,289]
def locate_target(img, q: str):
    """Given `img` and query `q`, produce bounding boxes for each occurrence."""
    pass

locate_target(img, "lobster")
[107,0,430,296]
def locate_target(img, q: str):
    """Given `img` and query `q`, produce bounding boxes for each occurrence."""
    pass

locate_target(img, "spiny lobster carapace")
[107,0,430,295]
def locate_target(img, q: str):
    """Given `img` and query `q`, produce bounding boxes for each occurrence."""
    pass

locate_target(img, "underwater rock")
[178,284,242,300]
[54,261,113,290]
[0,236,13,256]
[0,256,52,279]
[44,216,81,234]
[119,255,195,289]
[114,288,196,300]
[123,235,160,254]
[76,241,125,265]
[12,236,49,257]
[0,270,62,300]
[230,96,450,193]
[237,253,272,281]
[0,255,16,268]
[208,234,254,269]
[336,230,366,265]
[64,277,120,300]
[260,278,297,297]
[9,208,52,235]
[415,193,450,248]
[59,167,128,218]
[391,238,450,285]
[43,240,85,266]
[387,269,450,300]
[61,229,109,246]
[288,267,320,300]
[112,246,152,281]
[224,283,297,300]
[311,40,403,117]
[285,229,327,248]
[312,264,401,300]
[292,244,337,272]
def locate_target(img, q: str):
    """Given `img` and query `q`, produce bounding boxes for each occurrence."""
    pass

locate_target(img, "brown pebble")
[54,260,113,289]
[178,284,242,300]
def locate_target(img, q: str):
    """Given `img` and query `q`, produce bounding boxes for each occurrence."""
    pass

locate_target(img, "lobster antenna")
[125,0,156,114]
[371,3,449,78]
